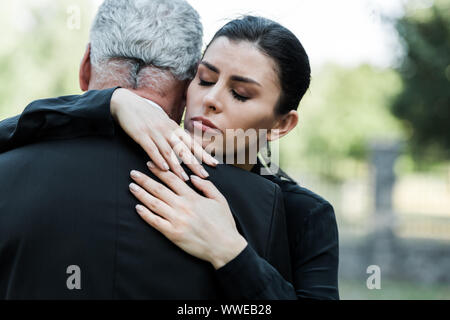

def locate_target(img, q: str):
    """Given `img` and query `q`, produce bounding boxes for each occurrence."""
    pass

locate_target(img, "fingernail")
[129,183,140,192]
[201,168,209,178]
[147,161,155,169]
[191,175,200,181]
[162,162,170,170]
[211,157,219,165]
[130,170,140,178]
[136,204,144,212]
[182,172,189,181]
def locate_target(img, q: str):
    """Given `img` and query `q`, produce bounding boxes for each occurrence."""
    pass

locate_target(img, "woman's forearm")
[215,244,298,300]
[0,87,118,153]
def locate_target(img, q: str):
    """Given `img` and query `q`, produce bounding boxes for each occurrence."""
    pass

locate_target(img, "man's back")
[0,101,291,298]
[0,134,119,298]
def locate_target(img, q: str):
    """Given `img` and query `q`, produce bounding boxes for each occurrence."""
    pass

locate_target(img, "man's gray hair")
[89,0,203,87]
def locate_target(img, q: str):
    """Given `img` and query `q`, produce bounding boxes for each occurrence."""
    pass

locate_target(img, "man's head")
[79,0,203,122]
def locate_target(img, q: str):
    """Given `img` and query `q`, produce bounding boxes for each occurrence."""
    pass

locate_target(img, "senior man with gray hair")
[0,0,292,299]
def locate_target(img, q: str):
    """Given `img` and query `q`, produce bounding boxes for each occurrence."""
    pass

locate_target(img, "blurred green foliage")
[391,0,450,161]
[0,0,92,119]
[280,0,450,178]
[280,63,405,180]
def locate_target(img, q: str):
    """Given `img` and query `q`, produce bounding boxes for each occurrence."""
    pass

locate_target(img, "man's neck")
[88,82,182,121]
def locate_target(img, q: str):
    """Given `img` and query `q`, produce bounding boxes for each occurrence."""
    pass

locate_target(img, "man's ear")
[267,110,299,141]
[79,43,92,91]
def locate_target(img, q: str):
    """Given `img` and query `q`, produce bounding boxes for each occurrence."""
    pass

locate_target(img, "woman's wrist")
[210,235,248,270]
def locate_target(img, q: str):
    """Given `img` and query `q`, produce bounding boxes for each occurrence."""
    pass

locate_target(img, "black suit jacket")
[0,88,292,299]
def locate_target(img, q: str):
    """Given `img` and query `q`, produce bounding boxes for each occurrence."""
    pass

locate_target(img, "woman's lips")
[191,117,222,135]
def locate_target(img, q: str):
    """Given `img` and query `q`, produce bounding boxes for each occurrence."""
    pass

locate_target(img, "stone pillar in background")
[367,140,402,279]
[370,140,402,236]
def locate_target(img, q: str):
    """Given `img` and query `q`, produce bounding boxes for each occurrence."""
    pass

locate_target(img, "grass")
[339,279,450,300]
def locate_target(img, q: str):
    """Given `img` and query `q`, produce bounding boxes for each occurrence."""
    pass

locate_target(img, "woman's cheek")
[186,83,200,106]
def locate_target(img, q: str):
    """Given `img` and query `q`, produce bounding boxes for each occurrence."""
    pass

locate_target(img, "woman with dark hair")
[111,15,339,300]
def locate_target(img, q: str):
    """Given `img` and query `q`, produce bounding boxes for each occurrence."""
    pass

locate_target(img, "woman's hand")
[128,161,248,269]
[111,88,218,181]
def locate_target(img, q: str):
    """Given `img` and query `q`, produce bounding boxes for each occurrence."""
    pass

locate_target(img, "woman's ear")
[267,110,299,141]
[79,43,92,91]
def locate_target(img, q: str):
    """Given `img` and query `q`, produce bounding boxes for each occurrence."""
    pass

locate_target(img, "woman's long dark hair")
[205,15,311,182]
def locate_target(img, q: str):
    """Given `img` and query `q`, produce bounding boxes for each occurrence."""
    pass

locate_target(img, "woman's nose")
[203,87,223,113]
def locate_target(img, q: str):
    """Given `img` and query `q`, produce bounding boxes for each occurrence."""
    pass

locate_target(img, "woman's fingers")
[190,175,226,202]
[179,129,219,167]
[138,135,170,171]
[151,131,190,181]
[146,161,195,197]
[129,170,177,215]
[169,132,209,179]
[129,180,175,221]
[135,204,172,235]
[112,89,209,179]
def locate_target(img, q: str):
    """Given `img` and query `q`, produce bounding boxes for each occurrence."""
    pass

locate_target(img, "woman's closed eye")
[199,79,215,86]
[199,78,250,102]
[230,89,249,102]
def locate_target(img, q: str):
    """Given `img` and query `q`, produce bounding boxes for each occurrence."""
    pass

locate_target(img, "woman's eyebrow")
[200,61,219,73]
[230,75,261,86]
[200,61,261,86]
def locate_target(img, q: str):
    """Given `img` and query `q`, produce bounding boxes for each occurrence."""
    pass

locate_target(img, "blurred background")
[1,0,449,299]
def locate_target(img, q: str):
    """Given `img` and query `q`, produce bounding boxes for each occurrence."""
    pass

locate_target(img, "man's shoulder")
[0,88,118,154]
[23,88,116,109]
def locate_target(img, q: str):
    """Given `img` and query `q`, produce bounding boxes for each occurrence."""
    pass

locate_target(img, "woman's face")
[184,36,282,161]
